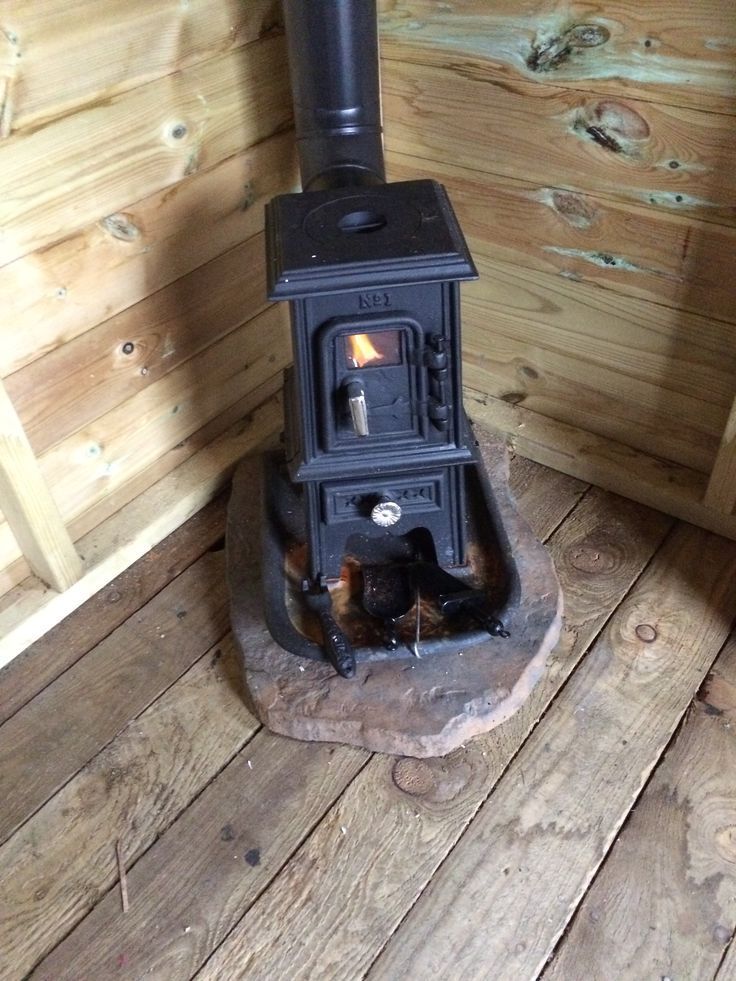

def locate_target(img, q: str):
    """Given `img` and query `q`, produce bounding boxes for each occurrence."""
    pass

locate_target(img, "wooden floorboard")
[2,456,735,981]
[0,494,227,726]
[544,633,736,981]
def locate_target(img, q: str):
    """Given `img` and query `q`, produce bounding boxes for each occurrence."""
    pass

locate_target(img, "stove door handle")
[346,382,369,437]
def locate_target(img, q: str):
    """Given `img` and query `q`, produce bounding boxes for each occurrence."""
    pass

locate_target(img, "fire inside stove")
[345,330,401,369]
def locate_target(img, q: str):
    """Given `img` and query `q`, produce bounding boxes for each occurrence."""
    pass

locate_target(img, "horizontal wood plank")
[388,151,736,328]
[0,636,258,979]
[378,0,736,116]
[382,57,736,226]
[0,34,291,266]
[0,389,283,666]
[466,390,736,542]
[0,131,296,379]
[0,550,229,844]
[0,493,227,726]
[368,525,736,980]
[545,634,736,981]
[0,302,290,580]
[5,233,269,454]
[461,251,735,474]
[0,0,281,136]
[193,491,673,981]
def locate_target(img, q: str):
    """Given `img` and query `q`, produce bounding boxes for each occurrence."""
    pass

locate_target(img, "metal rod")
[281,0,386,191]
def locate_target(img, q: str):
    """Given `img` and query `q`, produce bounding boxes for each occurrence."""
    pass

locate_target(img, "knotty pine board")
[0,131,297,379]
[461,251,735,473]
[0,390,283,663]
[388,152,736,329]
[6,233,269,454]
[0,34,291,266]
[0,0,281,137]
[0,550,229,845]
[378,0,736,116]
[0,303,290,586]
[0,636,258,979]
[0,493,227,726]
[466,391,736,542]
[544,634,736,981]
[368,526,736,981]
[27,455,587,981]
[193,492,674,981]
[381,57,736,227]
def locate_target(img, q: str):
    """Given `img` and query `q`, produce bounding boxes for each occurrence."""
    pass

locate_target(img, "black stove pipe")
[282,0,386,191]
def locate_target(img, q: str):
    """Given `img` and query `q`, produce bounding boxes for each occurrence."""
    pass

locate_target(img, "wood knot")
[635,623,657,643]
[550,190,598,229]
[572,101,650,156]
[528,23,610,72]
[392,758,436,796]
[101,213,141,242]
[568,542,617,574]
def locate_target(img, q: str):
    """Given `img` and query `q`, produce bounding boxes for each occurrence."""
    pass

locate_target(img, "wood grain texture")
[31,733,369,981]
[0,379,81,590]
[705,397,736,516]
[0,635,258,980]
[381,57,736,225]
[0,550,229,845]
[462,251,735,475]
[0,494,227,726]
[0,0,281,136]
[0,301,290,581]
[0,131,296,379]
[0,34,291,266]
[379,0,736,116]
[388,151,736,328]
[0,388,282,666]
[545,634,736,981]
[194,491,673,981]
[466,390,736,543]
[368,526,736,981]
[5,233,269,454]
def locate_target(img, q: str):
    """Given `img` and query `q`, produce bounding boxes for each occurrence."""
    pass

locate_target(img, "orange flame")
[348,333,384,368]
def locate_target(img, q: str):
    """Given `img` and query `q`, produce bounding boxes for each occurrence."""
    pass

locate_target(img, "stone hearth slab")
[227,426,562,758]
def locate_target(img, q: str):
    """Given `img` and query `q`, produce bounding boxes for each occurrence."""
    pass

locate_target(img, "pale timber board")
[705,397,736,516]
[0,371,281,599]
[193,492,674,981]
[0,636,259,980]
[466,390,736,543]
[0,494,227,726]
[0,0,281,136]
[368,526,736,981]
[462,252,734,474]
[545,634,736,981]
[5,233,269,454]
[0,132,297,379]
[381,58,736,226]
[378,0,736,116]
[0,379,81,591]
[387,151,736,329]
[0,35,291,267]
[0,303,291,580]
[31,728,370,981]
[0,391,283,667]
[29,454,587,981]
[0,550,229,845]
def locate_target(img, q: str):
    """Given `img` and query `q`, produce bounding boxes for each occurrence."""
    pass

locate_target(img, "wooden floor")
[1,454,736,981]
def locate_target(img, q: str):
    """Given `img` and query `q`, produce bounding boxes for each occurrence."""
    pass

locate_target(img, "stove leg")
[305,586,356,679]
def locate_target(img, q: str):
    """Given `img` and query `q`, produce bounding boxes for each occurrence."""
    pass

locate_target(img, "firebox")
[251,0,521,680]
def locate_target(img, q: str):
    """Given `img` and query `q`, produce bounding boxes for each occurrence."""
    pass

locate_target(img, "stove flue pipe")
[282,0,386,191]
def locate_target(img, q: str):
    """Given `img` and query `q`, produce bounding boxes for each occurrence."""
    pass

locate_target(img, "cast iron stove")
[227,0,561,755]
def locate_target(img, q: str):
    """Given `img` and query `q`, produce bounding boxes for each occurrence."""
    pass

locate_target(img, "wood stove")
[252,0,519,680]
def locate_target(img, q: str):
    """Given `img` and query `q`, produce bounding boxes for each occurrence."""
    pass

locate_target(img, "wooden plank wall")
[379,0,736,538]
[0,1,296,659]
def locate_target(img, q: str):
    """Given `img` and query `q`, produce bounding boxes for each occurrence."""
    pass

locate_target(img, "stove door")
[318,316,426,452]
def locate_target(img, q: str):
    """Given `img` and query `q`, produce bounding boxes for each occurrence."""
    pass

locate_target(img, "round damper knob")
[370,498,402,528]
